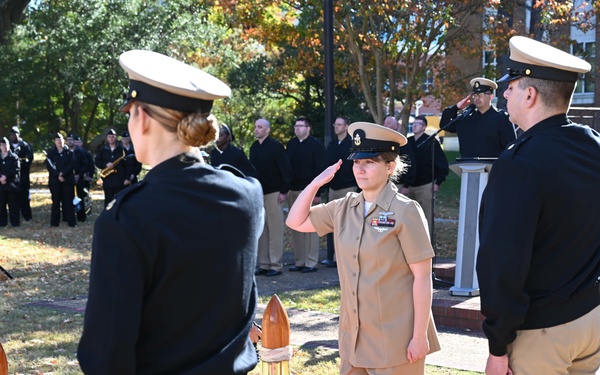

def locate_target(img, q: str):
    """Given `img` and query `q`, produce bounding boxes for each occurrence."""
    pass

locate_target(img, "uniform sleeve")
[235,148,258,178]
[308,199,339,237]
[440,105,459,133]
[78,215,146,374]
[94,150,105,169]
[397,200,434,263]
[276,143,292,194]
[25,143,34,164]
[433,141,449,185]
[476,157,540,356]
[45,151,59,178]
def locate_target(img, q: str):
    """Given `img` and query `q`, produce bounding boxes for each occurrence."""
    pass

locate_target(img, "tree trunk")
[0,0,30,43]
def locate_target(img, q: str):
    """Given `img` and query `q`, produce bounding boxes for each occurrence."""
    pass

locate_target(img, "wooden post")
[0,341,8,375]
[261,294,291,375]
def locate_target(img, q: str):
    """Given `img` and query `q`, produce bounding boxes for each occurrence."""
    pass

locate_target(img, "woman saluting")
[287,122,440,375]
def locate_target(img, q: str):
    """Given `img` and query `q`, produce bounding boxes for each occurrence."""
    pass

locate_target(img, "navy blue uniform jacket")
[78,153,264,374]
[476,114,600,356]
[441,105,516,158]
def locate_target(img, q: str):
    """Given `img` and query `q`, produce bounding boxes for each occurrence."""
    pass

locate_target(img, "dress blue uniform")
[78,50,264,375]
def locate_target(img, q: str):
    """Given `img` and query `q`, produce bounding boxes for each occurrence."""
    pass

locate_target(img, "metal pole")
[323,0,334,146]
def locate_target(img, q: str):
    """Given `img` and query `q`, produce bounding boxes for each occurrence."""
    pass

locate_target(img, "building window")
[572,42,595,94]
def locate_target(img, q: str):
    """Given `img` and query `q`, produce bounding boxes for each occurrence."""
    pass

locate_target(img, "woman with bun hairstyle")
[78,51,264,375]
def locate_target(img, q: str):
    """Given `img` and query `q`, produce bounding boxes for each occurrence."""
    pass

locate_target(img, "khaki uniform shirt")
[309,182,441,368]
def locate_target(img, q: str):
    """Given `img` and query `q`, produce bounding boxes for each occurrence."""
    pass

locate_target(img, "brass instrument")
[99,151,126,178]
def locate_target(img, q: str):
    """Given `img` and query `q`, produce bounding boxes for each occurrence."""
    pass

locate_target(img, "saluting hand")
[312,160,342,188]
[457,95,472,110]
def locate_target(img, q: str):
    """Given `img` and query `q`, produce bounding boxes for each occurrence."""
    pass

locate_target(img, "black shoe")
[321,260,335,267]
[288,265,304,272]
[326,262,337,268]
[255,268,269,276]
[301,267,318,273]
[265,270,282,277]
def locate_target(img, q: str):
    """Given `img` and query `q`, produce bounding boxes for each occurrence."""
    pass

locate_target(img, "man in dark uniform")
[120,130,143,185]
[286,116,326,273]
[95,129,127,206]
[440,77,516,158]
[405,115,449,235]
[0,137,21,227]
[45,133,77,227]
[476,36,600,375]
[74,135,94,221]
[250,118,292,277]
[9,126,33,221]
[210,123,257,178]
[322,115,357,268]
[65,133,85,221]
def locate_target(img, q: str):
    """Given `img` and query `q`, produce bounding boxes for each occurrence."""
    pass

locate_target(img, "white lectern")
[449,159,495,296]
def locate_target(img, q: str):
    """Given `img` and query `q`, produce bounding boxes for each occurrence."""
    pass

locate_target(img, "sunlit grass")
[0,157,475,374]
[260,288,341,315]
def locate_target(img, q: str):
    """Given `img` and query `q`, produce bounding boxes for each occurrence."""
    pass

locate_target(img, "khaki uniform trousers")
[257,192,284,271]
[406,183,433,235]
[340,358,425,375]
[507,304,600,375]
[289,190,320,268]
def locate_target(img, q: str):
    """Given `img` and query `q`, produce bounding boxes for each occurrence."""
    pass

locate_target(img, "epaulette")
[504,135,531,158]
[216,163,246,178]
[105,180,146,217]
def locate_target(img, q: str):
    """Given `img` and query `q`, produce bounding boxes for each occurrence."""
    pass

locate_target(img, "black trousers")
[0,189,20,226]
[17,182,32,220]
[49,182,76,227]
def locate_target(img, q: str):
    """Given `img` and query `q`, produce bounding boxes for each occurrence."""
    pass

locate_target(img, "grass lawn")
[0,152,471,374]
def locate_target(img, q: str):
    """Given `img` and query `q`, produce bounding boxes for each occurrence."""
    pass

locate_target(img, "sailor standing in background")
[120,130,143,185]
[95,129,127,206]
[46,133,77,227]
[9,126,33,221]
[74,135,95,221]
[0,137,21,227]
[440,78,516,158]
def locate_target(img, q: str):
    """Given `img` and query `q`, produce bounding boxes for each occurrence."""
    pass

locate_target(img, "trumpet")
[99,152,126,178]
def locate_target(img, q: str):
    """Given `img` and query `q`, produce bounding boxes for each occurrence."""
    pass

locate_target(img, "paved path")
[255,251,488,373]
[255,304,487,373]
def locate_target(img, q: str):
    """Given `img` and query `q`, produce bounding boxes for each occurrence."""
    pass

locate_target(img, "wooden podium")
[449,158,495,296]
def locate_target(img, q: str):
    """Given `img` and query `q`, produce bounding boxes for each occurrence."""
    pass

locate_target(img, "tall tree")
[334,1,487,131]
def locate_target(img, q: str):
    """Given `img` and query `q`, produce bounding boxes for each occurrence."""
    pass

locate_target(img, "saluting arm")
[286,160,342,233]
